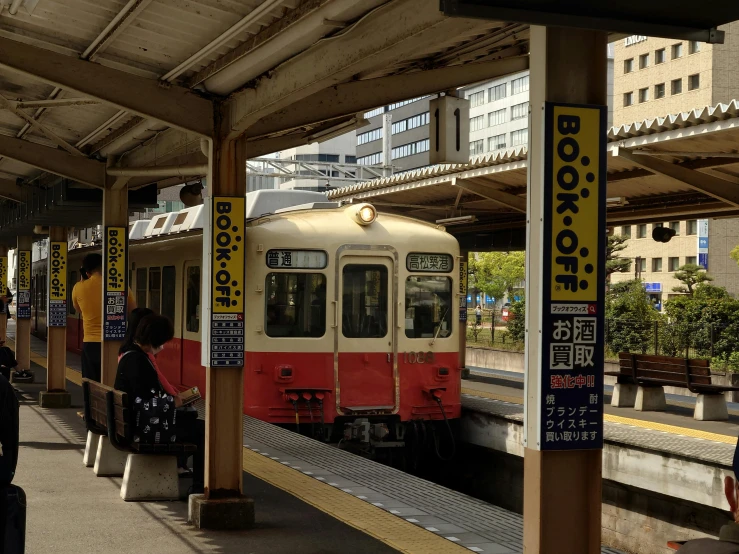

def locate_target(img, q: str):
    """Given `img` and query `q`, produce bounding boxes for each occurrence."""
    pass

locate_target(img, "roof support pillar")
[189,108,255,528]
[101,186,129,387]
[14,235,32,377]
[524,25,607,554]
[40,225,72,409]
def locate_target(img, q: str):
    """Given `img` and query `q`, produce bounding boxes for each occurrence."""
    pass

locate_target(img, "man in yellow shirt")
[72,253,136,382]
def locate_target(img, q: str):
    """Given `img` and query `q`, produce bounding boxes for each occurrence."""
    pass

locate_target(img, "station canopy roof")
[328,100,739,249]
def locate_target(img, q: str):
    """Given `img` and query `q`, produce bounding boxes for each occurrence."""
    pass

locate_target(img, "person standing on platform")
[71,253,136,382]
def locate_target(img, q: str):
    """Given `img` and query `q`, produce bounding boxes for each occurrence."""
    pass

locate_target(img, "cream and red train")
[29,191,461,458]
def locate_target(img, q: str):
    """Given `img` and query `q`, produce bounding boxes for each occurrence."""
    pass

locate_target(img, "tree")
[606,234,631,278]
[605,279,661,354]
[671,263,713,295]
[468,251,525,303]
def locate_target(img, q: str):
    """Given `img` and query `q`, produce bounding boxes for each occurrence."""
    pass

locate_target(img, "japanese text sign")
[48,242,67,327]
[459,260,468,321]
[266,249,327,269]
[104,227,127,340]
[16,250,31,319]
[406,253,453,272]
[540,103,606,451]
[210,197,245,367]
[0,257,7,292]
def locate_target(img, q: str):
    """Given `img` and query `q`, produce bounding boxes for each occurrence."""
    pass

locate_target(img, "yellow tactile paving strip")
[6,337,82,386]
[462,386,737,445]
[242,447,470,554]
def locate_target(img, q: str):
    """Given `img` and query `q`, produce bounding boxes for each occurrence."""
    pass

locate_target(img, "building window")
[624,58,634,73]
[470,139,485,156]
[671,43,683,59]
[637,224,647,238]
[468,91,485,107]
[689,40,701,54]
[639,53,649,69]
[489,83,506,102]
[345,155,357,164]
[668,257,680,272]
[638,258,647,272]
[669,221,680,235]
[357,153,382,165]
[387,97,425,111]
[489,108,506,126]
[654,83,665,99]
[639,88,649,103]
[652,258,663,272]
[686,256,697,265]
[623,92,634,106]
[655,48,665,64]
[621,225,631,238]
[391,139,430,160]
[688,74,700,90]
[511,102,528,120]
[357,128,382,145]
[686,220,698,235]
[470,115,486,132]
[392,112,429,134]
[488,134,506,151]
[671,78,682,95]
[364,107,384,118]
[511,128,528,147]
[511,75,529,94]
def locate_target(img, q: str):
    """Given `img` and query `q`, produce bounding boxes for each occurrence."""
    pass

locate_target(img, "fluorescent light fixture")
[435,215,477,226]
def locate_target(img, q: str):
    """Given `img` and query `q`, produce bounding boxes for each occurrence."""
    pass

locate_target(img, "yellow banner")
[105,227,126,292]
[49,242,67,300]
[0,257,7,292]
[550,105,601,302]
[211,197,245,314]
[18,250,31,291]
[459,260,468,295]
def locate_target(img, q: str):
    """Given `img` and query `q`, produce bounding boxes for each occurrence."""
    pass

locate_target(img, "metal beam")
[225,0,493,139]
[246,56,529,138]
[0,134,105,187]
[10,98,101,109]
[0,35,214,137]
[0,179,22,202]
[615,147,739,206]
[452,178,527,212]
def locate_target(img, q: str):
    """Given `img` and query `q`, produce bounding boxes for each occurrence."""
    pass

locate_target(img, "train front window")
[342,265,388,339]
[405,276,452,339]
[265,273,326,338]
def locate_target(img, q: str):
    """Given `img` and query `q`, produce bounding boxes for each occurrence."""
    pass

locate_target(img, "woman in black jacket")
[115,314,204,494]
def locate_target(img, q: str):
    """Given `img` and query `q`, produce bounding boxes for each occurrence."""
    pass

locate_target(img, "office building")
[613,23,739,125]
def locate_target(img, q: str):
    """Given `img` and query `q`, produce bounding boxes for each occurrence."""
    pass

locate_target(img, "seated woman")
[114,314,204,494]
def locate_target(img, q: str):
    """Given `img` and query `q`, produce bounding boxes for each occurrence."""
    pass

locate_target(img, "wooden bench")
[606,353,739,420]
[82,378,196,500]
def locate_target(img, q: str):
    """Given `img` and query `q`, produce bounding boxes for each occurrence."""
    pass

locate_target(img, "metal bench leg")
[83,432,101,468]
[611,383,637,408]
[694,394,729,421]
[94,438,127,477]
[635,386,666,412]
[120,454,179,501]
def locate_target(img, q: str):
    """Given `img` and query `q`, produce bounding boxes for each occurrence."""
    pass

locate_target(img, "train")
[27,190,461,461]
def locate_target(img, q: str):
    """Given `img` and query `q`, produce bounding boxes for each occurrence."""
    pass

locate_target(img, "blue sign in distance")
[699,253,708,269]
[644,282,662,293]
[699,237,709,249]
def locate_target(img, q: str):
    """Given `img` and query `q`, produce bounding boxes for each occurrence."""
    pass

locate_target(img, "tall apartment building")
[356,48,614,172]
[613,22,739,125]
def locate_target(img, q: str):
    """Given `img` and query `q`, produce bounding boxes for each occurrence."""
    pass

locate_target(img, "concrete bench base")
[83,432,101,468]
[121,454,179,501]
[694,394,729,421]
[611,383,637,408]
[635,386,666,412]
[94,438,127,477]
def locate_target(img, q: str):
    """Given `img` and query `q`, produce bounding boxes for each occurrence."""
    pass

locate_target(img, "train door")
[336,252,398,413]
[180,261,203,392]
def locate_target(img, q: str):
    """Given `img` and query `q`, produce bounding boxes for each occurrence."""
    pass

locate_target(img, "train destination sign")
[539,102,606,451]
[48,242,68,327]
[407,253,453,272]
[104,227,128,340]
[266,249,327,269]
[16,250,31,319]
[210,197,245,367]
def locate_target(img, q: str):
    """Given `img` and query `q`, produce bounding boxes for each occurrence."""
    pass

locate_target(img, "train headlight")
[354,203,377,226]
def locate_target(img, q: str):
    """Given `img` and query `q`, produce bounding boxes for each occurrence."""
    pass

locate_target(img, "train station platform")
[5,323,627,554]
